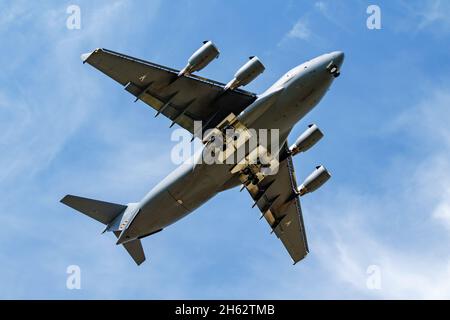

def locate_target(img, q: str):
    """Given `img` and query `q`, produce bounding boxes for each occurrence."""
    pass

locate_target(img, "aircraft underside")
[61,41,344,265]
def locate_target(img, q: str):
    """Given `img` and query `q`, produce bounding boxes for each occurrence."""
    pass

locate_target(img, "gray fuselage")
[121,51,344,241]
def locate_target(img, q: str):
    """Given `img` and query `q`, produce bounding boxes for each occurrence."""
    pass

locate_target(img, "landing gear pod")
[178,40,220,77]
[225,56,265,91]
[298,165,331,196]
[290,124,324,156]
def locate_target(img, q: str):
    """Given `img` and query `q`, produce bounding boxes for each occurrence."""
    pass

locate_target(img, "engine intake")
[298,165,331,196]
[225,56,265,91]
[178,40,220,77]
[290,124,323,156]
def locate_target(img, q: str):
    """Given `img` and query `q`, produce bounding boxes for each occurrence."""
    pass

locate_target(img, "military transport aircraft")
[61,41,344,265]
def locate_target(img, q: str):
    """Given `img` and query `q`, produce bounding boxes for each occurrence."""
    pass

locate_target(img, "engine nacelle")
[225,56,265,90]
[178,40,220,77]
[298,165,331,196]
[290,124,324,156]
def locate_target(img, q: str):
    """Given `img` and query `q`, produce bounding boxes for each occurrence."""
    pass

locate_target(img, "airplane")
[61,41,344,265]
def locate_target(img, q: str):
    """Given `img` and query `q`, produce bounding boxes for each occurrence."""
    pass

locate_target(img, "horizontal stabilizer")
[114,232,146,265]
[60,195,127,225]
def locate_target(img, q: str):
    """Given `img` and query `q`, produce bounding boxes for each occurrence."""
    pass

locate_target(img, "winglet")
[81,49,100,64]
[81,52,93,64]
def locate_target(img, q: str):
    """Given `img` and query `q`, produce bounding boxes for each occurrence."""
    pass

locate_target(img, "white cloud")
[287,20,311,40]
[305,87,450,299]
[417,0,450,32]
[310,194,450,299]
[433,202,450,231]
[0,0,163,185]
[279,1,350,47]
[278,18,312,46]
[0,1,31,30]
[0,0,170,298]
[397,0,450,35]
[314,1,350,32]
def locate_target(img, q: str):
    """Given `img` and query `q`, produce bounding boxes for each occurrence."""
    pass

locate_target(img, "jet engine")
[290,124,324,156]
[224,56,265,91]
[178,40,220,77]
[298,165,331,196]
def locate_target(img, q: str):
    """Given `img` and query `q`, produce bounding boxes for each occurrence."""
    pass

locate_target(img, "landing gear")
[251,177,260,185]
[242,167,260,186]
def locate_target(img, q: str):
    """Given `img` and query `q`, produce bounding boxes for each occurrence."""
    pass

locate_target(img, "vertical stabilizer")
[114,232,146,265]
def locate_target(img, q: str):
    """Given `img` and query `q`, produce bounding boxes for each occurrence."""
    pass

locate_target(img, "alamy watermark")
[66,5,81,30]
[170,121,280,175]
[367,5,382,30]
[366,264,382,290]
[66,265,81,290]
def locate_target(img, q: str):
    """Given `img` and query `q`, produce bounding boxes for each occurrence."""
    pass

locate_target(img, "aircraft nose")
[330,51,345,68]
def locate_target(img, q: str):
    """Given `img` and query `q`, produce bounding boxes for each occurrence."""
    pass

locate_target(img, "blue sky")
[1,0,450,299]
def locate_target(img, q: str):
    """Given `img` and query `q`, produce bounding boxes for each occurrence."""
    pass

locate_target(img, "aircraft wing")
[243,144,309,264]
[82,48,257,135]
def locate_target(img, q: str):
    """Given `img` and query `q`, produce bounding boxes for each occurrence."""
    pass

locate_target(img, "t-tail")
[60,195,147,265]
